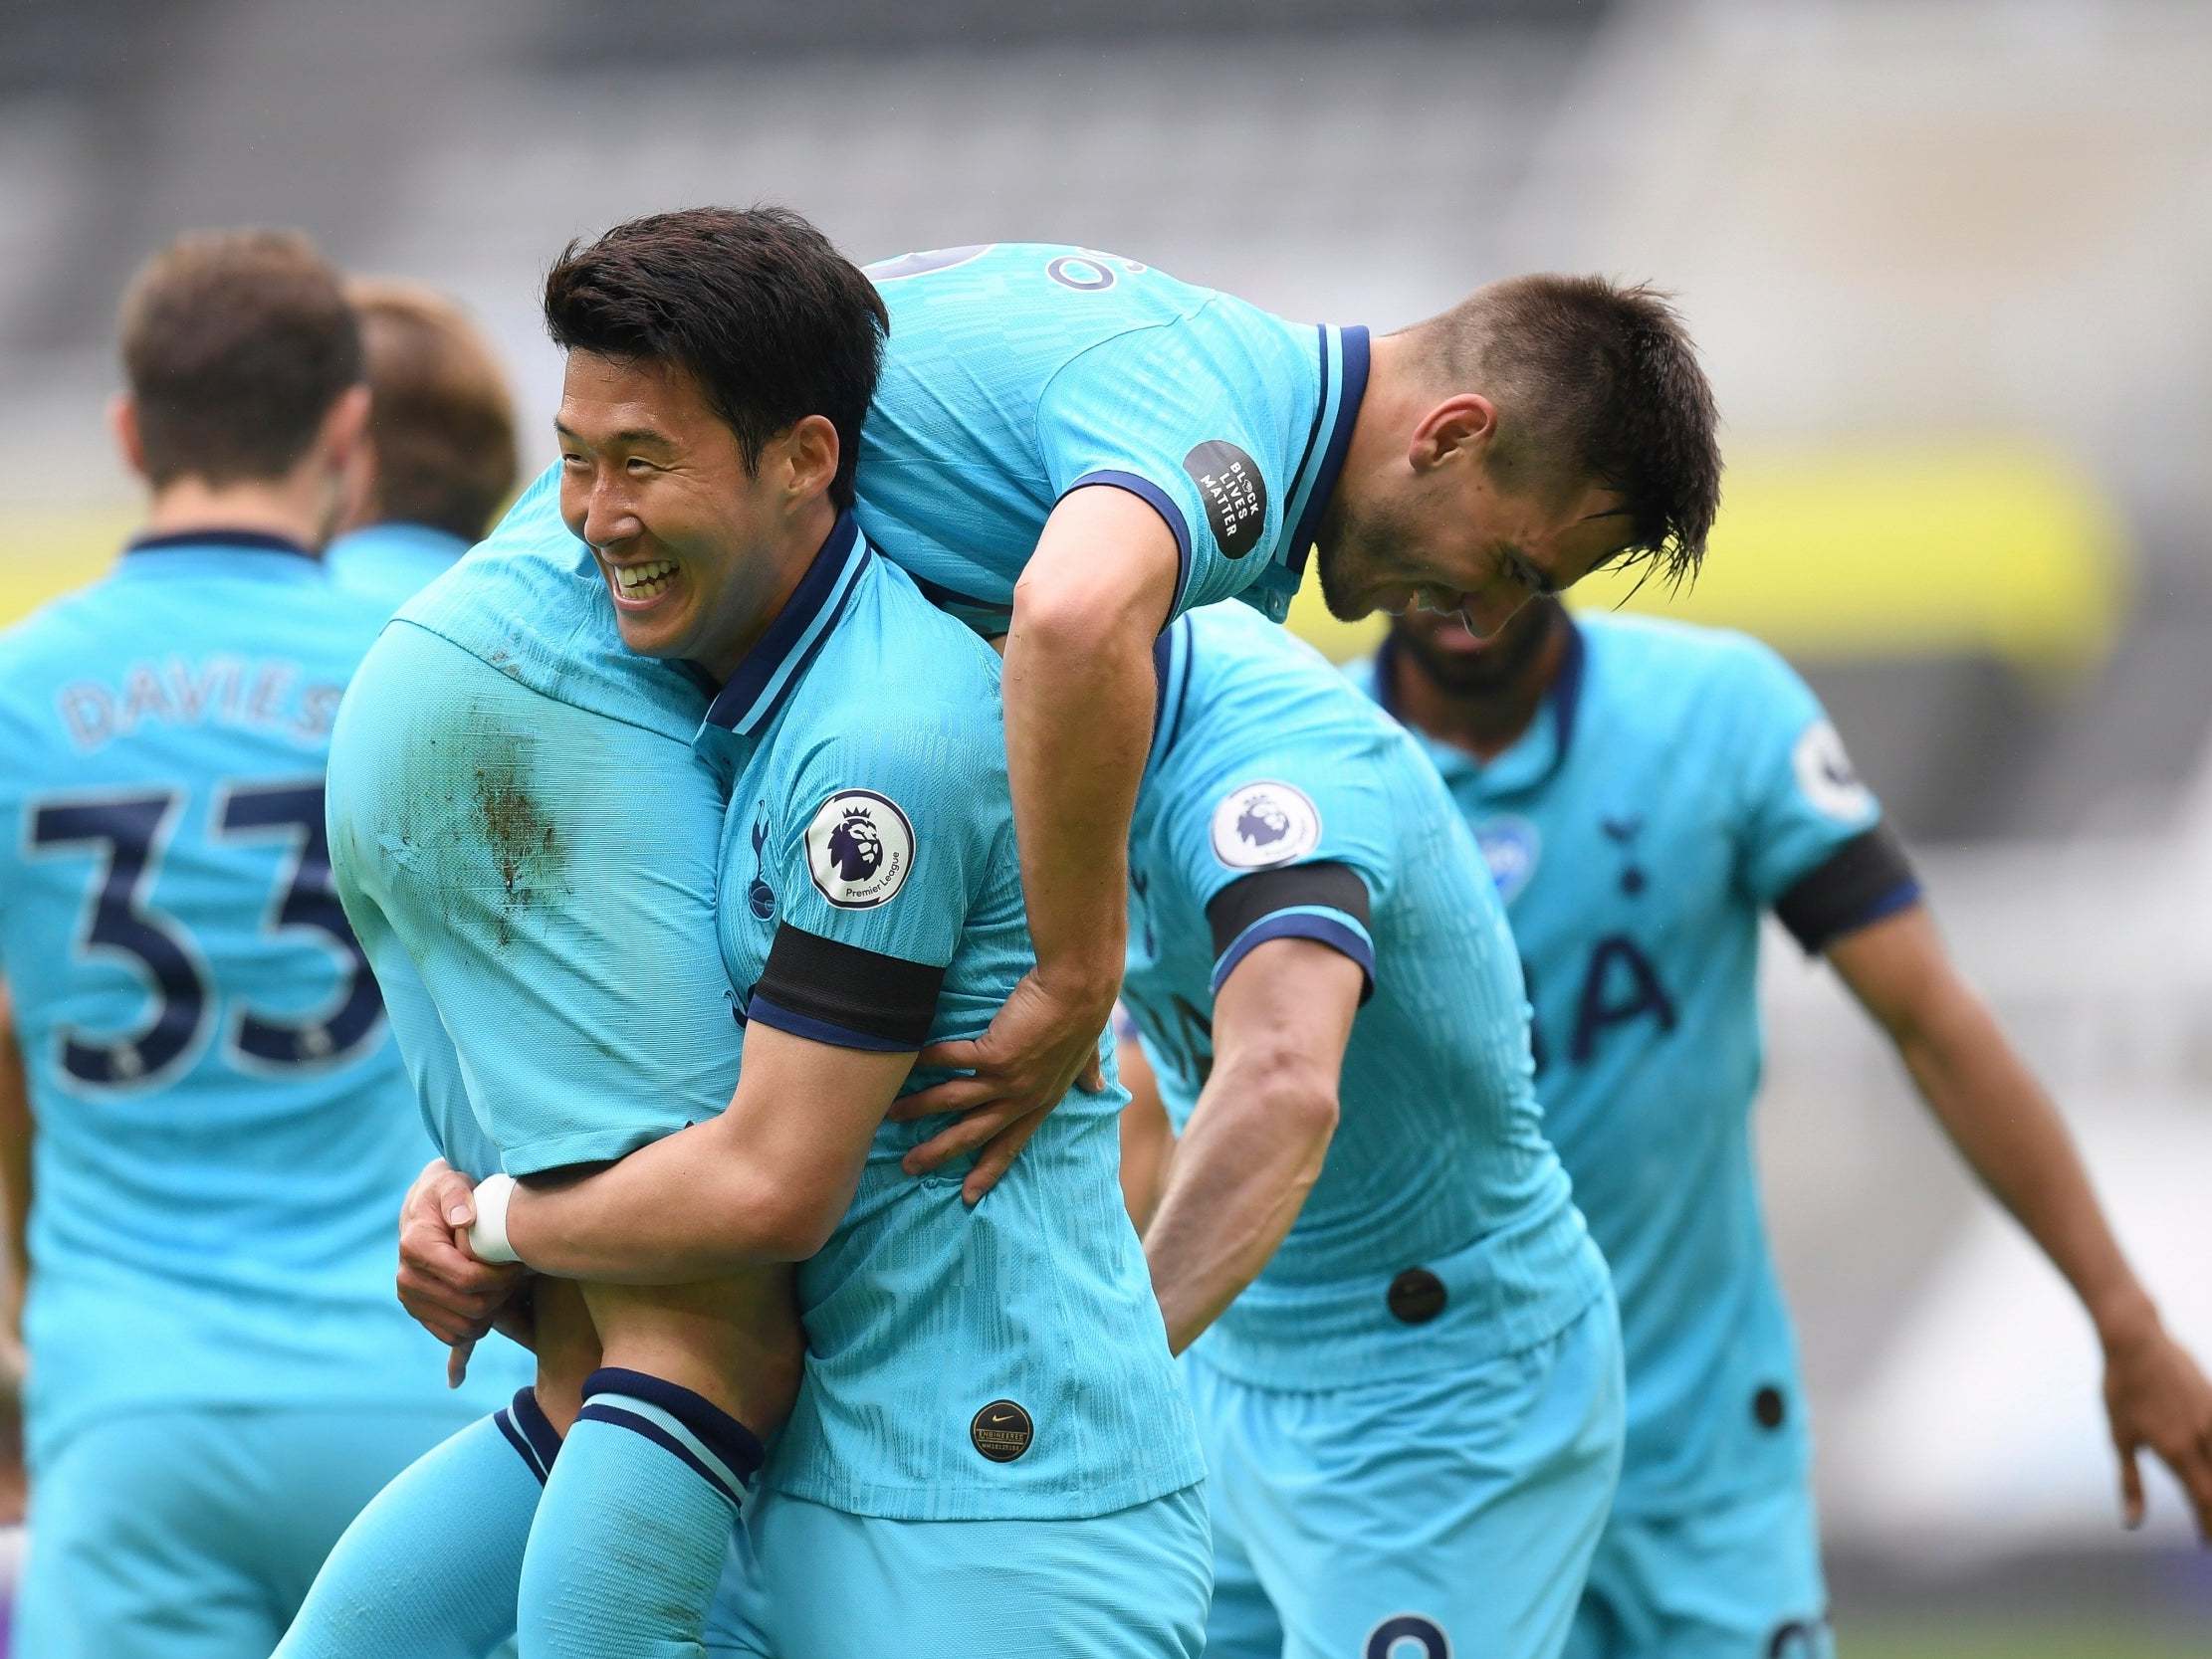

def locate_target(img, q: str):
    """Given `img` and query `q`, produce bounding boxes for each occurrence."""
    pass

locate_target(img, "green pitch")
[1849,1622,2206,1659]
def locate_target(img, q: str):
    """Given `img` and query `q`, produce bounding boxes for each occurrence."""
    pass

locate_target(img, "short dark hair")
[118,229,363,489]
[349,278,519,539]
[1409,276,1721,585]
[542,206,888,513]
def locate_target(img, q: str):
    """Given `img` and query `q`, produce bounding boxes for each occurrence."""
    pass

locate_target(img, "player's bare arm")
[897,484,1181,1193]
[1829,903,2212,1539]
[1116,1025,1176,1233]
[1139,936,1363,1354]
[483,1026,915,1284]
[0,981,30,1367]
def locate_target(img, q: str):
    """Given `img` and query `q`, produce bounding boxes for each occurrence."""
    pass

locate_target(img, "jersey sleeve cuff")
[1205,863,1378,1002]
[1773,824,1922,954]
[1060,470,1195,624]
[747,924,944,1052]
[1211,908,1377,1001]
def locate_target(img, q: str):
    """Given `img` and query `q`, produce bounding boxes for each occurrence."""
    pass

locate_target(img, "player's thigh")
[1198,1472,1283,1659]
[17,1410,277,1659]
[1583,1483,1834,1659]
[1217,1294,1624,1659]
[250,1401,491,1616]
[329,620,741,1175]
[582,1273,804,1442]
[742,1486,1211,1657]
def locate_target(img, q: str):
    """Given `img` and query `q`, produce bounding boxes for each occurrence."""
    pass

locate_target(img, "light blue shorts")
[706,1484,1213,1657]
[1565,1478,1833,1659]
[328,620,741,1178]
[15,1401,486,1659]
[1194,1288,1624,1659]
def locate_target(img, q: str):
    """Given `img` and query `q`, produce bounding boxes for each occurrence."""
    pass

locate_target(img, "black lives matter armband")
[1773,824,1921,954]
[1204,862,1376,997]
[748,924,945,1052]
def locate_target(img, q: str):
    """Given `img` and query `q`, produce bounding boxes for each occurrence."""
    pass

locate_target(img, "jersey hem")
[764,1462,1207,1524]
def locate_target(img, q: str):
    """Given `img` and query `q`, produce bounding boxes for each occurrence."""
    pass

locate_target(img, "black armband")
[1205,862,1377,999]
[1773,824,1921,954]
[746,924,944,1052]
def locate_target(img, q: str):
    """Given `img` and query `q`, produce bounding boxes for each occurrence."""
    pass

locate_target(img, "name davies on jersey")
[53,656,346,754]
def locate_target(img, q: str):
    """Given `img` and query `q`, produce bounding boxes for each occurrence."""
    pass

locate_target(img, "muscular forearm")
[507,1119,839,1286]
[1000,595,1150,997]
[1141,1057,1337,1355]
[1896,981,2152,1344]
[0,989,31,1342]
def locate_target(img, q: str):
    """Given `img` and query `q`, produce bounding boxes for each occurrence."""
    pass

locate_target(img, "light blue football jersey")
[485,243,1366,638]
[326,521,469,617]
[695,516,1204,1522]
[0,531,515,1469]
[857,243,1367,632]
[1123,603,1608,1390]
[1351,614,1920,1513]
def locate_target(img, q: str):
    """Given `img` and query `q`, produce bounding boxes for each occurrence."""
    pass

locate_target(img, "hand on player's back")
[2101,1318,2212,1542]
[892,968,1111,1205]
[395,1158,532,1386]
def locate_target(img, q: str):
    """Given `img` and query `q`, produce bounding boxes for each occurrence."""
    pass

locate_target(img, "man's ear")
[1408,393,1499,472]
[110,393,146,481]
[781,414,842,505]
[319,383,373,472]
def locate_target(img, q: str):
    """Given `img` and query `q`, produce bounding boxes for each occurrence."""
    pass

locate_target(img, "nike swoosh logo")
[988,1411,1017,1426]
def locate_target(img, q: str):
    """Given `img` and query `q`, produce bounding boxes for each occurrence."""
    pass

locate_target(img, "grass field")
[1849,1626,2206,1659]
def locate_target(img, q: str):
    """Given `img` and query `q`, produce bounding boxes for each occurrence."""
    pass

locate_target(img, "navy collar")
[1280,323,1371,578]
[126,527,317,560]
[702,515,870,735]
[1375,610,1587,772]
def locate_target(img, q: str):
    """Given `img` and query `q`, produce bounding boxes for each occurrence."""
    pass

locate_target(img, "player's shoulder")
[787,550,1007,776]
[1577,610,1806,712]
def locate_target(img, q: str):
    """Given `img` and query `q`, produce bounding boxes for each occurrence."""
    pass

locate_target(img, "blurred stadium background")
[3,0,2209,1652]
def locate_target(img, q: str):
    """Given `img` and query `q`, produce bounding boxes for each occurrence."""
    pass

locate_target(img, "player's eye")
[625,457,657,476]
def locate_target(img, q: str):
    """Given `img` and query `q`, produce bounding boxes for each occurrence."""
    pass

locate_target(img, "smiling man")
[484,216,1725,1195]
[283,211,1206,1659]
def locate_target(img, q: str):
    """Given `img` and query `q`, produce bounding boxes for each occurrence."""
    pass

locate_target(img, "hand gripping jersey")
[1123,602,1608,1388]
[1352,614,1919,1515]
[483,245,1367,639]
[0,532,514,1471]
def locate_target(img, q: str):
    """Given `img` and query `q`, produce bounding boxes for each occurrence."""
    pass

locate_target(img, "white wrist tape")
[468,1173,522,1266]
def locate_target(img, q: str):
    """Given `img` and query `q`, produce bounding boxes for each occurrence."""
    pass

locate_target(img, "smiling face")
[554,349,798,681]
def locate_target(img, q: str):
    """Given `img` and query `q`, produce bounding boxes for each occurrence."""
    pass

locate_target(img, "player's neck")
[694,499,842,685]
[141,474,334,552]
[1389,621,1565,762]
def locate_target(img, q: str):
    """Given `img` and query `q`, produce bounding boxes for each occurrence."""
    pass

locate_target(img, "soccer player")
[1356,600,2212,1656]
[289,212,1207,1657]
[1113,601,1623,1658]
[0,231,520,1659]
[326,278,520,608]
[482,216,1724,1192]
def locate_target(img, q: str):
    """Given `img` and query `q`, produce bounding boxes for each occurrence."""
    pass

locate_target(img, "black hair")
[543,206,888,512]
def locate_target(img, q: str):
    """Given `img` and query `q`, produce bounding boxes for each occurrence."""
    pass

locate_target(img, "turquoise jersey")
[485,243,1367,638]
[1352,615,1919,1513]
[0,532,517,1470]
[858,243,1366,631]
[378,505,1202,1523]
[326,521,469,617]
[697,516,1203,1522]
[1124,604,1607,1390]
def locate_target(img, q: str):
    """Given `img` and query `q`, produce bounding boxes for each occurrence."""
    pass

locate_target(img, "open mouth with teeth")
[608,558,678,606]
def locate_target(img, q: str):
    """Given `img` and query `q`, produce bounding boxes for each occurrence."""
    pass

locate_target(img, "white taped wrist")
[468,1173,522,1266]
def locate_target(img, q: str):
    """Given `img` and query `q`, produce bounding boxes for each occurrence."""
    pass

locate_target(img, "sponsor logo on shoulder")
[1183,439,1267,559]
[1211,780,1322,869]
[970,1398,1033,1463]
[1793,720,1875,823]
[804,789,915,909]
[1474,815,1541,903]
